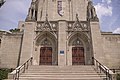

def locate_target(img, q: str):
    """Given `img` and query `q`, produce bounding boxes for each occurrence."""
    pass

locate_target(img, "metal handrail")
[15,57,33,80]
[110,69,120,73]
[92,57,112,80]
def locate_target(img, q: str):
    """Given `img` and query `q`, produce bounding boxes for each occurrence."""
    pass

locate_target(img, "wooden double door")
[40,47,52,65]
[72,47,85,65]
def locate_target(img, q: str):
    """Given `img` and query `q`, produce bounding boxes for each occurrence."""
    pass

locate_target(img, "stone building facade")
[0,0,120,69]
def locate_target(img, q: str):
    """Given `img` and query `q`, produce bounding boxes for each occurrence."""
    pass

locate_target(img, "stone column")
[26,8,32,21]
[32,9,36,20]
[58,20,67,66]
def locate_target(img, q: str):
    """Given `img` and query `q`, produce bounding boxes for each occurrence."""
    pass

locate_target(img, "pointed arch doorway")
[72,36,85,65]
[39,37,53,65]
[35,32,58,65]
[67,32,93,65]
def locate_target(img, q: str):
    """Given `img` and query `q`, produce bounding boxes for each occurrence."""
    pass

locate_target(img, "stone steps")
[21,72,99,75]
[27,65,95,71]
[28,65,94,69]
[20,75,102,78]
[18,76,105,80]
[18,65,104,80]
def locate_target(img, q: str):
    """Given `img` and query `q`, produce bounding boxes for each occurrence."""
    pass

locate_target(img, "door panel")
[40,47,52,65]
[72,47,85,65]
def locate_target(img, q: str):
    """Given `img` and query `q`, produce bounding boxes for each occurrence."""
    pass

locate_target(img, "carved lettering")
[105,37,120,42]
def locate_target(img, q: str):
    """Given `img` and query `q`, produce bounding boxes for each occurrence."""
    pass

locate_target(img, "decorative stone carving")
[36,17,58,39]
[41,38,52,46]
[36,22,57,31]
[36,15,58,32]
[26,2,37,21]
[72,39,83,46]
[87,1,98,21]
[67,16,89,31]
[67,14,91,42]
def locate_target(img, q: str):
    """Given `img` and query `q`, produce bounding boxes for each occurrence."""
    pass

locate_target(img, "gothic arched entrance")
[72,38,85,65]
[35,32,58,65]
[67,32,93,65]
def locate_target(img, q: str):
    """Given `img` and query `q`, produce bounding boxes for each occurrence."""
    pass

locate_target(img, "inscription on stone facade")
[105,37,120,42]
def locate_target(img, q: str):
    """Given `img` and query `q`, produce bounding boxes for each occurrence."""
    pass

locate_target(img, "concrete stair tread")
[29,66,94,68]
[26,70,95,73]
[19,76,102,80]
[20,74,101,77]
[27,69,95,70]
[22,72,99,75]
[28,66,95,69]
[19,78,103,80]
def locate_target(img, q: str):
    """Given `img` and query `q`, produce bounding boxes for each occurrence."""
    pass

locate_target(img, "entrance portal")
[40,47,52,65]
[72,47,85,65]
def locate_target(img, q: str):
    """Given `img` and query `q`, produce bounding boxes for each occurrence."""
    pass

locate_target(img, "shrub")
[117,74,120,80]
[0,68,12,79]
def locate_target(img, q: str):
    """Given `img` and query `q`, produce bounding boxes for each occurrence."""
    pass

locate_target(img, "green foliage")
[9,28,20,33]
[0,68,12,80]
[117,74,120,80]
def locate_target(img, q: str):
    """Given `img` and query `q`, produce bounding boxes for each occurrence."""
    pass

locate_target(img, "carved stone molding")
[36,21,58,31]
[35,20,58,39]
[67,21,89,32]
[67,20,90,40]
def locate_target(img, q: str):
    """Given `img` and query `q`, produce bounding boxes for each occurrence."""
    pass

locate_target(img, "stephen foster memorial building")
[0,0,120,80]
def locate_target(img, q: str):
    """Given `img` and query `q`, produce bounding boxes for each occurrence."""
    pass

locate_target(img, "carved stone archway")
[72,38,85,65]
[33,32,58,65]
[67,32,93,65]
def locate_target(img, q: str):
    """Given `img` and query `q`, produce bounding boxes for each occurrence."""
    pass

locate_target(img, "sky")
[0,0,120,33]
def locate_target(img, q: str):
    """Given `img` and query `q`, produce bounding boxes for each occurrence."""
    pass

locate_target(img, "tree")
[9,28,20,33]
[0,0,5,8]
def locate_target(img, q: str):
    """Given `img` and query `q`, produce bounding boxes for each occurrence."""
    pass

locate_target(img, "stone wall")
[0,33,22,69]
[102,32,120,68]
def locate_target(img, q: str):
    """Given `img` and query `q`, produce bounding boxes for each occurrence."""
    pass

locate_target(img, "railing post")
[23,64,26,73]
[108,70,110,80]
[96,61,98,70]
[15,69,18,80]
[113,69,115,73]
[99,63,101,73]
[17,70,20,80]
[30,57,33,65]
[106,69,108,80]
[92,57,94,65]
[26,61,29,69]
